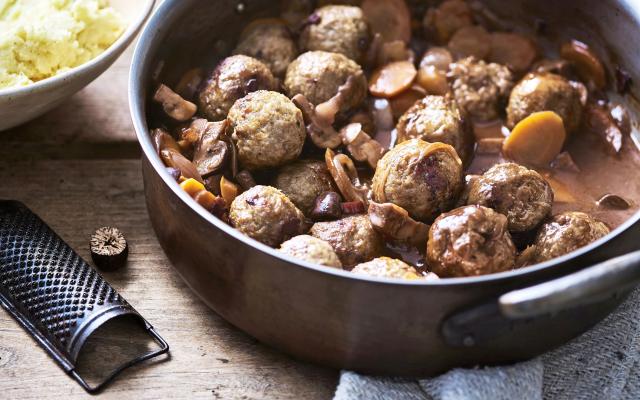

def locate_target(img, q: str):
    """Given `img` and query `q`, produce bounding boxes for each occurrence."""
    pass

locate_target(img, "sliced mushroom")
[597,194,631,210]
[153,84,197,121]
[368,202,429,247]
[560,40,606,90]
[192,120,229,178]
[161,148,204,184]
[584,103,624,154]
[293,74,366,149]
[325,148,370,204]
[340,123,386,169]
[152,128,182,155]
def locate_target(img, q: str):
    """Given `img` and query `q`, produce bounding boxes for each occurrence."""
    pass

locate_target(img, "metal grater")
[0,200,169,393]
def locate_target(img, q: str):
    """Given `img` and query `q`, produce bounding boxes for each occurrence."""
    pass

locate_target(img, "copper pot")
[130,0,640,376]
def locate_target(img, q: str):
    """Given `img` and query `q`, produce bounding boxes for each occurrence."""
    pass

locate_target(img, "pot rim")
[129,0,640,287]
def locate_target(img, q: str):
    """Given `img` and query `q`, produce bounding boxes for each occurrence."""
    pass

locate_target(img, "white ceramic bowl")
[0,0,155,131]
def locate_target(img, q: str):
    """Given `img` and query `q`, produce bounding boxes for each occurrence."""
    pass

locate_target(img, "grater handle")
[71,324,169,394]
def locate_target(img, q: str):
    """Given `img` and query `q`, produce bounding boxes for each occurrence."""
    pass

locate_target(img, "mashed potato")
[0,0,125,89]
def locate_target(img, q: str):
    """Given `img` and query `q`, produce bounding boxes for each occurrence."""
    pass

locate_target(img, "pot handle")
[441,250,640,347]
[499,250,640,319]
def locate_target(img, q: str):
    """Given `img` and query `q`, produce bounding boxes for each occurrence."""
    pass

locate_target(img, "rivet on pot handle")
[499,250,640,319]
[441,251,640,347]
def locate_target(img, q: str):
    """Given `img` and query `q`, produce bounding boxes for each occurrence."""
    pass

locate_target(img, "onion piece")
[368,202,429,247]
[325,149,370,204]
[340,123,386,169]
[153,84,197,121]
[369,61,417,98]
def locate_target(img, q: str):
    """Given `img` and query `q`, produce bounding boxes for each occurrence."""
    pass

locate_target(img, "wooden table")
[0,45,338,399]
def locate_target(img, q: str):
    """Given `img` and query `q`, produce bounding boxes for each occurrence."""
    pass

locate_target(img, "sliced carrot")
[503,111,567,167]
[369,61,417,98]
[362,0,412,43]
[489,32,538,73]
[447,25,491,60]
[560,40,606,89]
[389,85,427,118]
[220,176,240,205]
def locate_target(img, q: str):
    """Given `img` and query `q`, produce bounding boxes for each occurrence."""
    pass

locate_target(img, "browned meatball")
[507,73,583,133]
[279,235,342,268]
[274,160,336,215]
[372,139,463,222]
[533,212,610,263]
[352,257,422,280]
[299,5,370,61]
[230,186,307,247]
[427,205,517,277]
[310,215,383,268]
[233,22,298,78]
[467,163,554,232]
[284,51,367,112]
[228,90,306,171]
[449,56,514,122]
[198,55,278,121]
[396,95,473,163]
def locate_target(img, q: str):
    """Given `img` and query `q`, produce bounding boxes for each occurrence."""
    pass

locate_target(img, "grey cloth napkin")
[334,288,640,400]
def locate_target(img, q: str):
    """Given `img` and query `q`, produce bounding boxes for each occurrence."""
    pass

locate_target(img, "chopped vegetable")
[424,0,474,44]
[341,201,366,215]
[368,202,429,247]
[174,67,204,99]
[489,32,538,73]
[310,192,343,221]
[584,103,624,154]
[192,120,229,178]
[361,0,411,43]
[503,111,566,167]
[543,174,576,203]
[325,149,370,204]
[448,25,491,60]
[416,48,451,95]
[389,85,427,118]
[153,84,197,121]
[560,40,606,89]
[340,123,386,169]
[180,178,226,212]
[220,176,240,205]
[597,194,632,210]
[369,61,417,98]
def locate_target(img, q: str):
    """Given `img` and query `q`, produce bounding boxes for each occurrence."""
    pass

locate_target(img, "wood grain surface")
[0,45,338,399]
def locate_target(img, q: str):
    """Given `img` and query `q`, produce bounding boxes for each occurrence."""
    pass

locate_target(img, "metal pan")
[129,0,640,376]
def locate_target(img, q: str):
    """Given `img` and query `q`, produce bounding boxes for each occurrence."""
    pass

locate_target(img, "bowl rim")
[0,0,156,98]
[129,0,640,287]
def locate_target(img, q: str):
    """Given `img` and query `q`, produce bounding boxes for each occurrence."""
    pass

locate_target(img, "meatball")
[299,5,370,61]
[198,55,278,121]
[372,139,463,222]
[352,257,422,280]
[230,186,307,247]
[533,212,610,263]
[467,163,554,232]
[427,205,517,277]
[507,73,583,133]
[396,95,473,163]
[274,160,336,215]
[279,235,342,268]
[449,56,514,122]
[310,215,383,268]
[233,22,298,78]
[284,51,368,112]
[228,90,306,171]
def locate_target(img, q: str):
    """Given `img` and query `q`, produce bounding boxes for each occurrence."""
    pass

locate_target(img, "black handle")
[442,251,640,347]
